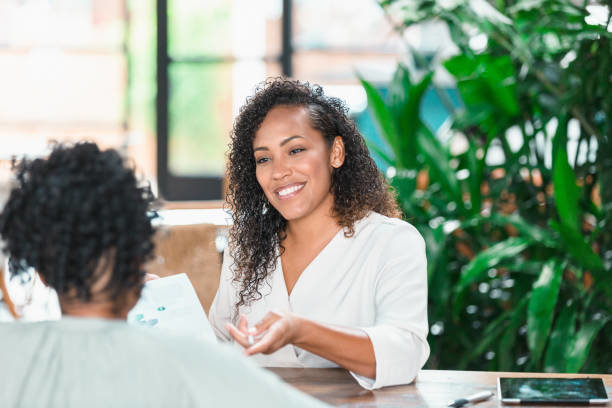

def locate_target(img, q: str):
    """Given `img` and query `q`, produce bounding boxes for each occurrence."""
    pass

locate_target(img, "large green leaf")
[424,225,453,317]
[527,260,563,367]
[390,169,418,203]
[444,54,519,126]
[396,72,433,169]
[487,213,559,248]
[361,68,434,171]
[456,237,531,293]
[360,78,402,166]
[498,297,529,371]
[422,224,447,286]
[551,117,606,277]
[597,129,612,246]
[365,139,395,167]
[465,138,482,215]
[543,300,577,372]
[388,64,412,112]
[443,54,479,78]
[551,220,606,274]
[552,116,580,232]
[484,56,519,116]
[418,126,463,205]
[565,315,611,372]
[457,306,512,369]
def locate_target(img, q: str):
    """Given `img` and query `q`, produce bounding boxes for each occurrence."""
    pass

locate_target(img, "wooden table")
[269,368,612,407]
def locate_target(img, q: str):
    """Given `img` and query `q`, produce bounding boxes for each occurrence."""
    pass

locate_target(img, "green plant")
[362,0,612,372]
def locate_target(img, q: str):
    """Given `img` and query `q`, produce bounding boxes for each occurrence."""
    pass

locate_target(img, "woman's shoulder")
[355,211,421,236]
[353,212,425,251]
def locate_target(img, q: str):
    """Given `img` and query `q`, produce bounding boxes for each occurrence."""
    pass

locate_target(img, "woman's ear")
[330,136,345,168]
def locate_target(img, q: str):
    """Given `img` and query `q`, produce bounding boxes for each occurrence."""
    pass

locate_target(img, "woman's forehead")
[253,106,321,147]
[263,104,309,125]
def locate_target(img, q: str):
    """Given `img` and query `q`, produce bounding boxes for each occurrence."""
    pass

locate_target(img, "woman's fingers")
[237,314,249,333]
[229,311,298,356]
[244,324,284,356]
[226,323,250,348]
[253,311,282,334]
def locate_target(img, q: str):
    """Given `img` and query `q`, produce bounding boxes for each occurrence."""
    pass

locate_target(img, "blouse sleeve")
[352,226,430,389]
[207,249,235,342]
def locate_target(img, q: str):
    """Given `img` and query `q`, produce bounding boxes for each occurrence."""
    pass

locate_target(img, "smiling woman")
[209,78,430,389]
[253,105,344,228]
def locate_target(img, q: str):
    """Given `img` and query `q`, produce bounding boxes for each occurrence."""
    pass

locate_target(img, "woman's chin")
[276,207,308,222]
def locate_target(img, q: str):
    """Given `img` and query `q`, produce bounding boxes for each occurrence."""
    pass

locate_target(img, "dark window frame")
[156,0,292,201]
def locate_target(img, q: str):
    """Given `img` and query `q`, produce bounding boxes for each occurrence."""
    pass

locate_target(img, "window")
[156,0,404,200]
[156,0,284,200]
[0,0,157,204]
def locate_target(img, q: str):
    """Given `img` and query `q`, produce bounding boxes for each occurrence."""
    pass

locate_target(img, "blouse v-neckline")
[278,226,345,300]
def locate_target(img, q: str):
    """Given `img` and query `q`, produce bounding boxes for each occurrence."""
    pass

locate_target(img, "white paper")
[127,273,216,342]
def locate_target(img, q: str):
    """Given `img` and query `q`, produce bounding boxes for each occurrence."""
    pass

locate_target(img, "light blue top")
[0,317,327,408]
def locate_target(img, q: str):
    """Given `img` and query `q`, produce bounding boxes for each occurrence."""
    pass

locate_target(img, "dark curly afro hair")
[227,78,401,309]
[0,142,157,304]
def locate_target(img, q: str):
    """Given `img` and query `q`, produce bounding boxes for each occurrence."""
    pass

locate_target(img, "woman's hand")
[144,273,160,282]
[226,311,376,379]
[225,310,302,356]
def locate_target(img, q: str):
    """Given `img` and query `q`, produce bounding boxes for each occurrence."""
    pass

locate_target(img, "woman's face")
[253,105,344,223]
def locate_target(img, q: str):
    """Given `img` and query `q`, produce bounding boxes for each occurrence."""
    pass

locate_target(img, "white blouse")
[208,212,429,389]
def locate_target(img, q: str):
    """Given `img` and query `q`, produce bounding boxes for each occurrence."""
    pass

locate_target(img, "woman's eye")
[289,148,305,155]
[255,157,269,165]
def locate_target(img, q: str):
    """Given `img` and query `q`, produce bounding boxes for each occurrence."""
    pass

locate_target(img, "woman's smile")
[275,182,306,199]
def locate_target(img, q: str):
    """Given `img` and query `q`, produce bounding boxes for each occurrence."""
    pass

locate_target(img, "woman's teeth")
[278,184,304,197]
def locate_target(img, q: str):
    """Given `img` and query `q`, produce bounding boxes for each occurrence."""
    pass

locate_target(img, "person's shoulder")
[0,320,36,342]
[1,319,325,407]
[16,317,212,361]
[116,320,221,359]
[356,212,424,246]
[142,327,328,407]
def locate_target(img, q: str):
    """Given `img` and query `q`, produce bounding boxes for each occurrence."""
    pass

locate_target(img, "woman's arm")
[226,311,376,378]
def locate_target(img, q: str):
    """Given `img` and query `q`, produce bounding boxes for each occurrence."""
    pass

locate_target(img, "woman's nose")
[271,157,291,180]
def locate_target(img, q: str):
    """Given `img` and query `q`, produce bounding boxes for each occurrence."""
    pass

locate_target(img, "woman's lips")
[275,183,305,200]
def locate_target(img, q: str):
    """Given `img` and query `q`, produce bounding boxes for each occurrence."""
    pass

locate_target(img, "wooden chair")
[146,224,227,314]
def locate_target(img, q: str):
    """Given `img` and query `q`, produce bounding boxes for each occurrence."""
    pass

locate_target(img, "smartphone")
[498,377,609,404]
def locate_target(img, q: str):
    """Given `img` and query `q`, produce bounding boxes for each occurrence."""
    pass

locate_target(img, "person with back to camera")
[208,78,430,389]
[0,142,327,408]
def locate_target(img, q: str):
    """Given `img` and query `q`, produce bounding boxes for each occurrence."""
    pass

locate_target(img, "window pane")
[127,0,157,182]
[168,0,282,58]
[0,0,124,50]
[0,0,159,200]
[0,52,125,125]
[292,52,399,84]
[293,0,399,52]
[168,63,233,176]
[168,0,232,57]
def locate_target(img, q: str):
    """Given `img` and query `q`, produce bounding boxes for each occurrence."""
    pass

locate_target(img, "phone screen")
[498,377,608,403]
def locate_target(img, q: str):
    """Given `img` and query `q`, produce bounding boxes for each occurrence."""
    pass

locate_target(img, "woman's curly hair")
[227,78,401,308]
[0,142,157,304]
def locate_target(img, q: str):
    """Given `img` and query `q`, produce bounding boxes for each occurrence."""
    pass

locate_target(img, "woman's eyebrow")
[280,135,304,146]
[254,135,304,152]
